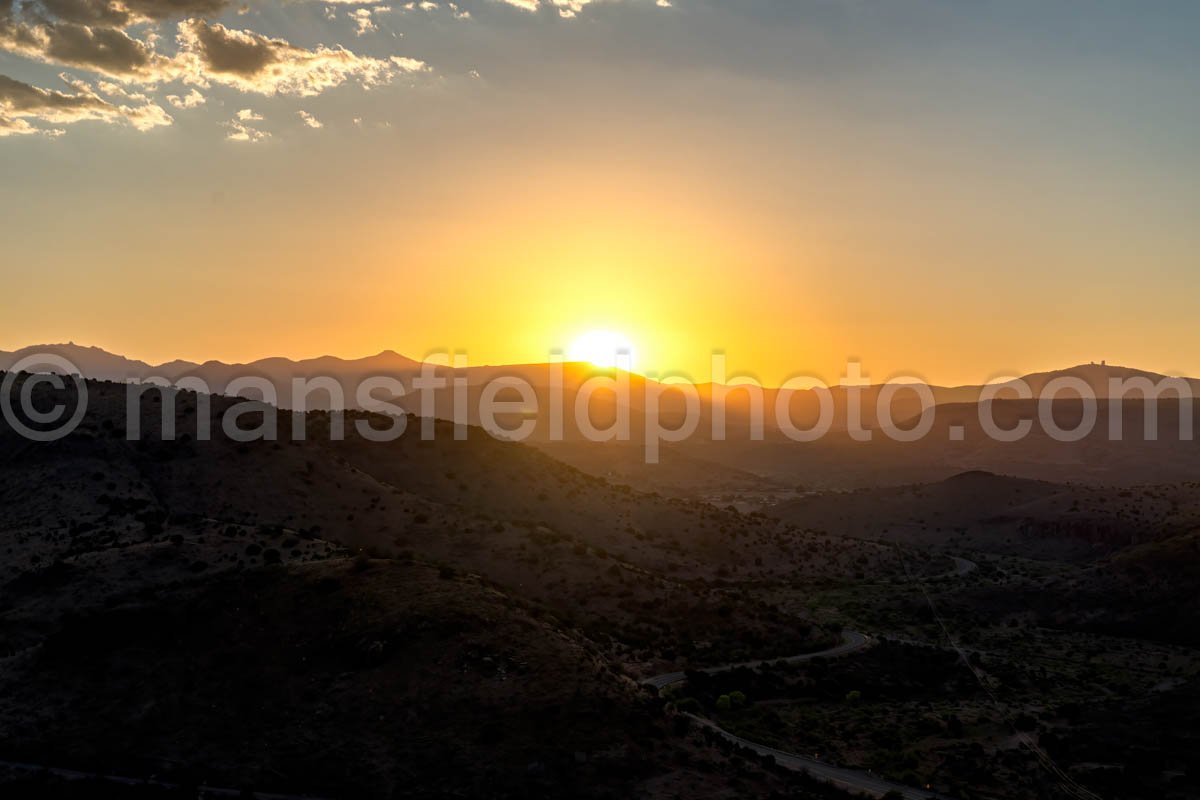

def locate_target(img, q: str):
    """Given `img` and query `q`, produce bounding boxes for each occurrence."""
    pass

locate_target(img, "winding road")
[644,630,955,800]
[685,714,947,800]
[643,630,872,691]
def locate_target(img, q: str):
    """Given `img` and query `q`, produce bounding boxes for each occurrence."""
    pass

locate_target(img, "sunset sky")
[2,0,1199,386]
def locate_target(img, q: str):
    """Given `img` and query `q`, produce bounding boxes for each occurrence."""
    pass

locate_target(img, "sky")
[2,0,1199,387]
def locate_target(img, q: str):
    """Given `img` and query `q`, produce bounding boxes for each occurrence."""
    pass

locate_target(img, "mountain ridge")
[1,342,1190,394]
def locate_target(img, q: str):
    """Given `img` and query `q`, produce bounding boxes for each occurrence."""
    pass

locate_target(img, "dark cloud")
[123,0,231,20]
[177,19,422,95]
[40,21,157,74]
[0,72,172,134]
[0,71,106,110]
[0,0,430,138]
[184,17,278,77]
[20,0,231,27]
[26,0,132,27]
[0,0,232,78]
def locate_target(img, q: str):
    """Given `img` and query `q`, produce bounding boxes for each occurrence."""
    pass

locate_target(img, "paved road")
[642,630,872,691]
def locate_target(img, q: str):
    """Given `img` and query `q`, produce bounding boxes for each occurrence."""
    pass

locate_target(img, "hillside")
[4,374,1200,799]
[6,345,1199,497]
[770,470,1200,560]
[0,372,936,797]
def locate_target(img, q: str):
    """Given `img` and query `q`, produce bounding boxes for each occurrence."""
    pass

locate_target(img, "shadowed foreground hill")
[0,374,929,665]
[6,560,653,798]
[0,373,910,798]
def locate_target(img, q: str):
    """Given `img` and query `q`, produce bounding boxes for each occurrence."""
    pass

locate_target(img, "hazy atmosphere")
[3,4,1200,800]
[4,1,1200,383]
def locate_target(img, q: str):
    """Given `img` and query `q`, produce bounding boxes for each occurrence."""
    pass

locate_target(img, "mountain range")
[4,343,1198,492]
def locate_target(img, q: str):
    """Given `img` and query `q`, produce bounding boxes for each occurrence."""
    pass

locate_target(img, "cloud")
[29,0,134,28]
[223,109,266,141]
[297,109,322,128]
[0,17,172,78]
[0,0,233,79]
[32,0,232,26]
[549,0,589,17]
[348,8,374,36]
[96,79,149,100]
[0,0,430,139]
[166,87,205,107]
[0,115,51,136]
[121,0,232,20]
[489,0,670,17]
[348,6,390,36]
[176,19,426,96]
[224,119,267,141]
[0,72,171,135]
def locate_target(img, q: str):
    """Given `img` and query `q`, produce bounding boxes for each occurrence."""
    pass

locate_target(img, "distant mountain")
[1002,362,1200,397]
[0,342,423,388]
[5,343,1192,408]
[0,343,161,382]
[5,344,1199,492]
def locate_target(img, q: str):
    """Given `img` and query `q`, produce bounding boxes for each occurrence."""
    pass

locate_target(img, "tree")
[715,694,732,712]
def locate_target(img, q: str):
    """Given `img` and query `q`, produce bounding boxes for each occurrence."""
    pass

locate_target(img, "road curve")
[643,630,871,691]
[644,631,955,800]
[685,714,948,800]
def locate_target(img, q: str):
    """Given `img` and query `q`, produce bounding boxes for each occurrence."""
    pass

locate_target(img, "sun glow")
[567,330,638,370]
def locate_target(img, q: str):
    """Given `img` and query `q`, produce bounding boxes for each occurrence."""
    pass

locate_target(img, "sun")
[567,330,638,370]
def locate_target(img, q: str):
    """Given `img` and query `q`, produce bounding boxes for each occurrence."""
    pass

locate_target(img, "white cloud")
[0,116,47,137]
[348,7,380,36]
[488,0,671,16]
[166,88,206,108]
[223,111,268,141]
[297,109,322,128]
[96,80,149,101]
